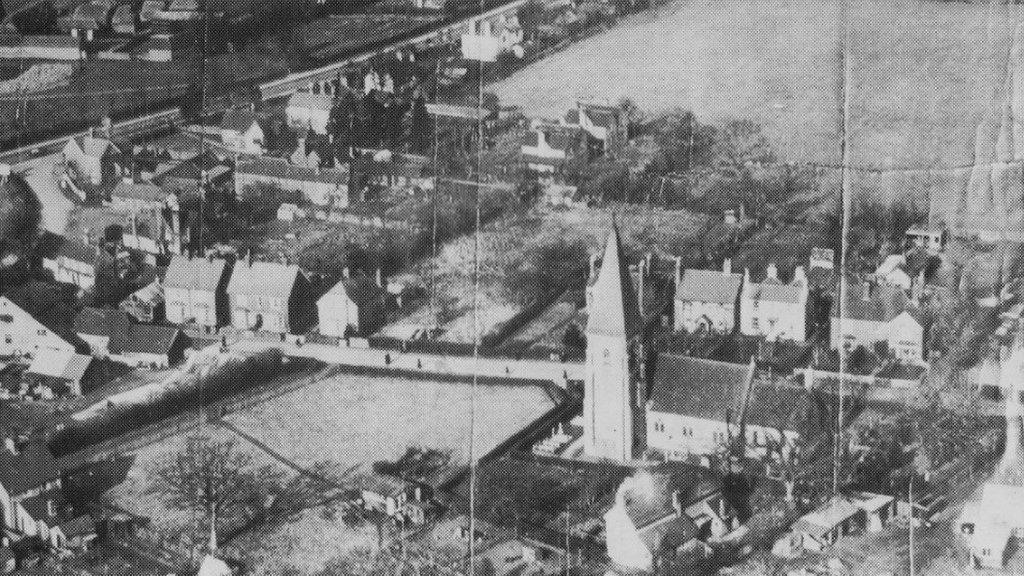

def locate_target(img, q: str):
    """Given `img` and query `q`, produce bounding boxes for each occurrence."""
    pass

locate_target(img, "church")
[583,224,648,461]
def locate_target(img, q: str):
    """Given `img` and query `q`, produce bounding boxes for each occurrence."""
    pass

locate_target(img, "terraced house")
[163,255,232,329]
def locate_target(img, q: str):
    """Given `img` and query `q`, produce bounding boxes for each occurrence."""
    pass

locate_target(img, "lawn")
[223,372,556,467]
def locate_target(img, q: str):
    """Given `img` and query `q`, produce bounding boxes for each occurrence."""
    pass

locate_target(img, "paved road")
[228,338,585,385]
[13,152,72,234]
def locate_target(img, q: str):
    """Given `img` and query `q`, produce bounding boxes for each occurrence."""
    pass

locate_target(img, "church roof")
[587,226,641,338]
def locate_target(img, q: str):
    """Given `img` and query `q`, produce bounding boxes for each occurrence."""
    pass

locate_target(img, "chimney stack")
[862,281,873,302]
[723,258,732,275]
[674,256,682,286]
[343,267,350,279]
[766,262,778,281]
[671,490,682,517]
[375,268,383,287]
[792,265,806,285]
[3,437,17,455]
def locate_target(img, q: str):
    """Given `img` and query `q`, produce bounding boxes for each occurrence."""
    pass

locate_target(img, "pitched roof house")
[24,348,96,396]
[0,292,78,359]
[163,255,231,328]
[317,270,388,337]
[0,438,65,545]
[673,260,744,334]
[62,133,123,186]
[739,264,810,342]
[73,307,185,367]
[645,354,756,460]
[603,464,733,572]
[219,107,264,154]
[40,234,96,292]
[830,280,927,363]
[235,156,350,208]
[521,127,580,173]
[226,259,313,334]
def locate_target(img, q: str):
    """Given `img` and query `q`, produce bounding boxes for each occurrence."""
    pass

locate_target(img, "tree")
[408,95,432,154]
[711,119,774,177]
[0,170,41,269]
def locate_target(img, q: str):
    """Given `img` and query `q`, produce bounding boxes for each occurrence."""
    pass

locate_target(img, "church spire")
[588,223,641,338]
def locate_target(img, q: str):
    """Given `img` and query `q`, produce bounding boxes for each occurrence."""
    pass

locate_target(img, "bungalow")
[0,295,77,359]
[359,475,431,525]
[645,354,756,460]
[521,127,580,174]
[603,464,735,572]
[317,270,388,337]
[739,264,810,342]
[219,107,264,154]
[285,91,333,135]
[785,496,865,552]
[41,235,96,292]
[673,260,744,334]
[0,438,66,547]
[163,255,231,329]
[226,259,314,335]
[62,133,123,186]
[235,156,350,208]
[830,281,927,363]
[905,224,946,253]
[23,348,96,396]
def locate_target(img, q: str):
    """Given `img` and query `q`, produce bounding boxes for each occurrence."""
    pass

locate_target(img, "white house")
[285,91,333,135]
[235,156,350,208]
[163,255,231,329]
[673,260,743,334]
[61,133,122,186]
[219,107,264,154]
[317,270,387,337]
[603,465,733,572]
[830,282,926,363]
[24,348,95,396]
[0,439,67,549]
[521,127,578,174]
[739,264,810,342]
[0,296,77,359]
[42,236,96,292]
[226,259,313,334]
[905,224,946,253]
[645,354,756,460]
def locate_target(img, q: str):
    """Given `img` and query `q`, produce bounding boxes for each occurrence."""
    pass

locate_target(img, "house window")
[37,329,47,336]
[752,318,759,330]
[0,314,12,323]
[4,335,11,344]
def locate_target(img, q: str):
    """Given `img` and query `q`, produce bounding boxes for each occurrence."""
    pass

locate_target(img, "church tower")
[584,225,646,461]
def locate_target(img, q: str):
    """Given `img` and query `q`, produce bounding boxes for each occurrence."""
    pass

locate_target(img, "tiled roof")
[676,269,743,305]
[0,440,59,496]
[111,180,167,203]
[322,273,385,307]
[648,354,753,422]
[792,497,862,536]
[26,348,92,381]
[830,281,909,323]
[743,385,819,432]
[220,107,258,133]
[227,260,303,298]
[237,157,348,185]
[73,307,132,337]
[587,226,641,337]
[747,281,802,304]
[164,255,229,292]
[287,91,333,113]
[110,324,182,355]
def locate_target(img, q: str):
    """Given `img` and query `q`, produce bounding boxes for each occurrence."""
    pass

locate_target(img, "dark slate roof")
[587,226,640,337]
[648,354,754,422]
[73,307,132,338]
[746,280,802,304]
[111,180,167,203]
[164,255,229,292]
[56,237,95,264]
[676,269,743,305]
[620,463,722,530]
[830,281,910,323]
[582,105,618,129]
[4,281,82,349]
[744,385,818,432]
[323,273,385,307]
[109,324,182,355]
[0,440,59,496]
[220,107,258,133]
[227,260,303,298]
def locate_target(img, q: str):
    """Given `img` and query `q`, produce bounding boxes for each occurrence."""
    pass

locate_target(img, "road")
[13,152,72,234]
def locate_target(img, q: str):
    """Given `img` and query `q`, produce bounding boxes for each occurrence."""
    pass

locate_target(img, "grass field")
[492,0,1024,170]
[223,372,555,467]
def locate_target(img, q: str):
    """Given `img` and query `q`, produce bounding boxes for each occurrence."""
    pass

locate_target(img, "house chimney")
[862,281,873,301]
[674,256,682,286]
[792,265,806,285]
[0,164,10,182]
[3,438,17,455]
[343,267,350,279]
[766,263,778,281]
[246,250,253,267]
[590,253,600,279]
[671,490,682,517]
[375,268,383,287]
[723,258,732,275]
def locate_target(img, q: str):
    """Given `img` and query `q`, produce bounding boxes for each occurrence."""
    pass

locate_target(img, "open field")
[223,372,555,467]
[492,0,1024,170]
